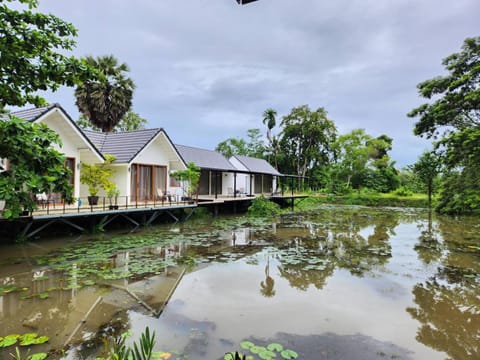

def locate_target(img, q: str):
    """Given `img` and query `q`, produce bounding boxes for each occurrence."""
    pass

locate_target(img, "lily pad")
[20,333,39,346]
[240,341,255,350]
[28,353,48,360]
[280,349,298,359]
[259,349,277,359]
[0,334,20,347]
[267,343,284,352]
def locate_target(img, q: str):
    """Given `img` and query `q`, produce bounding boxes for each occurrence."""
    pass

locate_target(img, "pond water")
[0,205,478,360]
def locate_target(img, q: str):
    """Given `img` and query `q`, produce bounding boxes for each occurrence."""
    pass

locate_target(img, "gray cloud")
[35,0,480,167]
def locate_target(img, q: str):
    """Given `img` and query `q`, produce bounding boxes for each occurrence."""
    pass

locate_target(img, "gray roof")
[83,129,163,163]
[175,144,237,171]
[6,104,104,161]
[10,104,58,122]
[232,155,282,176]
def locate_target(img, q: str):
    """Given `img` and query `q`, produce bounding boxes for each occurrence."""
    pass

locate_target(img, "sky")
[31,0,480,167]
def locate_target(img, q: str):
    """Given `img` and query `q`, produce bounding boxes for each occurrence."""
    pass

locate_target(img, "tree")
[171,162,201,200]
[215,138,248,158]
[76,110,147,132]
[262,108,280,169]
[75,55,135,133]
[278,105,337,186]
[215,128,265,159]
[0,0,93,109]
[332,129,371,190]
[246,128,266,158]
[0,0,92,219]
[412,151,442,208]
[408,36,480,213]
[0,117,73,218]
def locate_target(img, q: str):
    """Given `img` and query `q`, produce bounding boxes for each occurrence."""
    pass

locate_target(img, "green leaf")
[31,336,49,345]
[0,334,20,347]
[259,350,277,359]
[19,333,39,346]
[267,343,283,352]
[280,349,298,359]
[28,353,48,360]
[240,341,255,350]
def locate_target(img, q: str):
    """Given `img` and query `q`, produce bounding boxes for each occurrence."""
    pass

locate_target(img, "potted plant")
[106,184,120,210]
[80,155,116,206]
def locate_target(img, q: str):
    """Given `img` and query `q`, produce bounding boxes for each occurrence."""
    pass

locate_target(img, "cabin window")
[130,164,167,201]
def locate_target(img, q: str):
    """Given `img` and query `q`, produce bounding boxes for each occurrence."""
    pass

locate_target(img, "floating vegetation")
[0,333,49,348]
[230,340,299,360]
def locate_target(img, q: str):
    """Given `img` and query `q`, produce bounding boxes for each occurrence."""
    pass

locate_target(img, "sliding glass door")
[130,164,167,201]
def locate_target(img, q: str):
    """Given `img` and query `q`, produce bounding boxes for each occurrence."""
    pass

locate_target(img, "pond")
[0,205,478,360]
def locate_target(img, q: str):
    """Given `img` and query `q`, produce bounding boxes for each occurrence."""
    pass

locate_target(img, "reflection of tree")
[260,256,276,297]
[278,261,335,291]
[275,210,399,289]
[407,280,480,359]
[414,211,442,264]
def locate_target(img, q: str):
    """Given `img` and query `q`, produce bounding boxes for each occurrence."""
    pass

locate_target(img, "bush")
[395,186,413,197]
[248,196,281,216]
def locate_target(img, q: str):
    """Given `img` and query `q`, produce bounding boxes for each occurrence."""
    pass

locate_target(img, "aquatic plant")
[97,327,169,360]
[229,341,298,360]
[248,196,281,217]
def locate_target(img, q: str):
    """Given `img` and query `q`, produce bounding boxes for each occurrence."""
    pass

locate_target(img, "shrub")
[248,196,281,216]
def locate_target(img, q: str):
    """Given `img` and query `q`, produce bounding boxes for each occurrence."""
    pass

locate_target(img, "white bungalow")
[9,104,104,201]
[174,144,281,198]
[175,144,238,197]
[83,129,187,205]
[228,155,281,195]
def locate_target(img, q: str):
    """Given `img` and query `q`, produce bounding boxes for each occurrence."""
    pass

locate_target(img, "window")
[130,164,167,201]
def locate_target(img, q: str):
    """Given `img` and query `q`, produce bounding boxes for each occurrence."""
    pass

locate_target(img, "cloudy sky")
[34,0,479,167]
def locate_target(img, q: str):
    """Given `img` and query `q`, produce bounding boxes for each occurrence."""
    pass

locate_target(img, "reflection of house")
[175,144,238,197]
[84,129,186,202]
[9,104,104,200]
[229,155,281,195]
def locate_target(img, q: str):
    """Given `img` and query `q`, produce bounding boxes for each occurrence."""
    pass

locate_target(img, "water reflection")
[0,206,478,360]
[408,213,480,360]
[259,255,275,297]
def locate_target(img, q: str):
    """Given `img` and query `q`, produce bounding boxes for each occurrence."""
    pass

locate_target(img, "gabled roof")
[232,155,282,176]
[175,144,237,171]
[83,128,165,163]
[8,103,104,161]
[10,104,57,122]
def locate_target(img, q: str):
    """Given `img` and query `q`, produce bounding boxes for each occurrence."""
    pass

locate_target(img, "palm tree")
[262,108,280,169]
[75,55,135,133]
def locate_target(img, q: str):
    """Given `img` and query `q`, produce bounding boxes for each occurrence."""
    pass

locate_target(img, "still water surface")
[0,205,478,359]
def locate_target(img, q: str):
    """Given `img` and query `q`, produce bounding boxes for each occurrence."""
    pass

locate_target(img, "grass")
[296,192,435,210]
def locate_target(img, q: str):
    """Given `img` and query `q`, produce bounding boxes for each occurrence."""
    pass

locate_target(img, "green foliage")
[279,105,337,182]
[0,332,49,360]
[80,154,116,196]
[233,340,298,360]
[411,151,442,208]
[98,327,159,360]
[0,116,73,218]
[408,36,480,214]
[76,111,147,132]
[437,169,480,214]
[0,0,94,109]
[75,55,135,133]
[215,128,266,159]
[171,162,200,198]
[395,186,413,197]
[248,196,281,216]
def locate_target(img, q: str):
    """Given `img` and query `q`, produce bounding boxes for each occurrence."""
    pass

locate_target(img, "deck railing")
[30,195,195,217]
